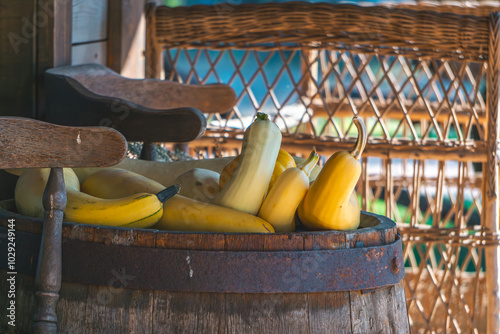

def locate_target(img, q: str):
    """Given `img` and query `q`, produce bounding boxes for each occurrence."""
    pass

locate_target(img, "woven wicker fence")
[145,2,500,333]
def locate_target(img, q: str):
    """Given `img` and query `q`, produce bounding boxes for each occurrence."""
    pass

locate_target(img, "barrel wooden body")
[0,204,409,334]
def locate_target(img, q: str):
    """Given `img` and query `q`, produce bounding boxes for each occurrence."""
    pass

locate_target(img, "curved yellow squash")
[258,148,319,232]
[82,168,275,233]
[15,168,177,228]
[298,117,367,231]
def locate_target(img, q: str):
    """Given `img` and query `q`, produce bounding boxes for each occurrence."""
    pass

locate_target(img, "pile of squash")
[11,112,367,233]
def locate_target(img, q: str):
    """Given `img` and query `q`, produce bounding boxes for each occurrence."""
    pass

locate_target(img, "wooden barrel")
[0,201,409,334]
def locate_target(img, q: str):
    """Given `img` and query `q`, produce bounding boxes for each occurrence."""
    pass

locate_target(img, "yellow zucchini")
[297,117,367,230]
[212,112,282,215]
[258,148,319,232]
[15,168,178,228]
[82,167,274,233]
[174,168,220,202]
[73,156,235,185]
[219,149,296,191]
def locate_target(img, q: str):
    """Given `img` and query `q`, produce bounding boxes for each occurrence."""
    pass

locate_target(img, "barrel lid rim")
[0,205,395,238]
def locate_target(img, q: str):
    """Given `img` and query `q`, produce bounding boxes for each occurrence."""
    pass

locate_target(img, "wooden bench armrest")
[0,116,127,334]
[0,116,127,169]
[46,64,236,114]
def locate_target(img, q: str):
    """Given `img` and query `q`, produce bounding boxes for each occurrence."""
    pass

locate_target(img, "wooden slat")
[193,134,489,162]
[72,0,107,44]
[0,271,36,333]
[307,292,352,332]
[347,220,407,333]
[108,0,146,78]
[146,2,162,79]
[0,171,18,201]
[0,0,36,118]
[484,12,500,334]
[155,232,225,251]
[152,291,226,333]
[71,41,107,66]
[0,1,71,119]
[36,0,72,119]
[222,293,310,333]
[0,117,127,169]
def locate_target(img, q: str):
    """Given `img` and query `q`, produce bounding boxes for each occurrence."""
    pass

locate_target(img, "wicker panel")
[165,49,488,161]
[147,3,500,333]
[404,244,487,333]
[155,3,490,61]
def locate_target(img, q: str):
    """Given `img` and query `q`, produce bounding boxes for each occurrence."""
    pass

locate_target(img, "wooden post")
[108,0,147,79]
[33,167,66,334]
[143,1,162,159]
[36,0,72,120]
[145,1,162,80]
[485,12,500,334]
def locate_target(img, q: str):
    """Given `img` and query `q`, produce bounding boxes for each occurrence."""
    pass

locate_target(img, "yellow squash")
[212,112,282,215]
[297,117,367,230]
[15,168,178,228]
[219,149,296,191]
[158,196,274,233]
[64,186,179,228]
[15,168,80,219]
[70,153,320,187]
[173,168,220,202]
[73,156,236,185]
[258,148,319,232]
[82,168,275,233]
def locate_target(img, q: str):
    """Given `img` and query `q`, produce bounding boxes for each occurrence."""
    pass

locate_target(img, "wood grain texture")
[0,117,127,169]
[145,1,162,79]
[0,0,36,118]
[108,0,146,79]
[0,274,409,334]
[0,211,409,333]
[193,133,490,163]
[0,0,71,119]
[44,64,211,143]
[36,0,72,120]
[72,0,107,44]
[485,12,500,334]
[71,42,107,66]
[33,167,66,334]
[0,171,18,201]
[47,64,236,114]
[0,270,37,334]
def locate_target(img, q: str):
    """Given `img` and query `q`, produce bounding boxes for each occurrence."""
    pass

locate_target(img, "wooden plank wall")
[0,1,37,118]
[71,0,108,66]
[0,0,147,200]
[108,0,149,78]
[0,0,71,119]
[71,0,148,78]
[0,0,147,119]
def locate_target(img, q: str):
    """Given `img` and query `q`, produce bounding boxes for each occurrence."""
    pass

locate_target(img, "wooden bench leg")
[140,142,158,160]
[33,167,66,334]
